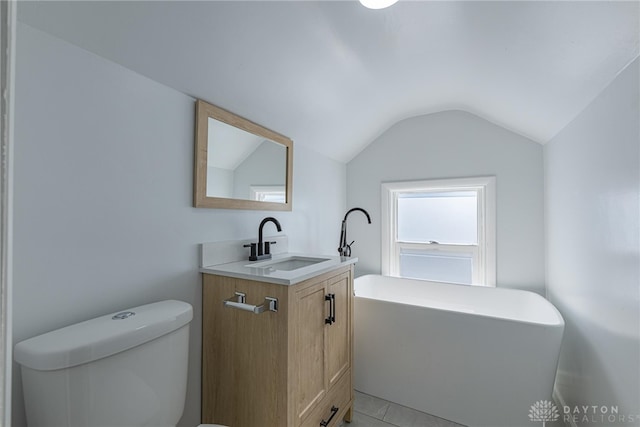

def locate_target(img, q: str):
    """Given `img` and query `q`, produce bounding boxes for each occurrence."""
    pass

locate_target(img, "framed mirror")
[194,100,293,210]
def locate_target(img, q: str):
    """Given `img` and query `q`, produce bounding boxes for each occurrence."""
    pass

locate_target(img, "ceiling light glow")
[359,0,399,10]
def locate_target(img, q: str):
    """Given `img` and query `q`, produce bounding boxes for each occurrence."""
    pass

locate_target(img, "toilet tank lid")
[14,300,193,371]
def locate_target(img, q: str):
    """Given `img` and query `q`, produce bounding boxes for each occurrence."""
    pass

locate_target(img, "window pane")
[397,191,477,244]
[399,248,473,285]
[257,192,286,203]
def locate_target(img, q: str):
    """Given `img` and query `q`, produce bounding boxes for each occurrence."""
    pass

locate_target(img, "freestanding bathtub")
[354,274,564,427]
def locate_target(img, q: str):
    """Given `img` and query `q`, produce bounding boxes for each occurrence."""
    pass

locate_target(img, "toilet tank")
[14,300,193,427]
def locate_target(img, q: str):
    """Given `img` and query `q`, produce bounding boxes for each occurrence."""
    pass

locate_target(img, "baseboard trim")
[553,387,577,427]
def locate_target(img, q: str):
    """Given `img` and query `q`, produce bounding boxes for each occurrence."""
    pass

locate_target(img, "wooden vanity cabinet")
[202,265,354,427]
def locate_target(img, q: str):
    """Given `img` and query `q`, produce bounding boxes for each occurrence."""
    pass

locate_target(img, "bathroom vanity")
[200,248,356,427]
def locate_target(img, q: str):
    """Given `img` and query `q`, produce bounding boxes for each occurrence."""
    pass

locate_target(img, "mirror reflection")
[194,99,293,210]
[206,117,287,203]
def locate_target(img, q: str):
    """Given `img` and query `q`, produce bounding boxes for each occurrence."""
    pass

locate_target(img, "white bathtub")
[354,274,564,427]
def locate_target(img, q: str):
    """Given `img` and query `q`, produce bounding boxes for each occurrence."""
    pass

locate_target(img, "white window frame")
[381,177,496,286]
[249,185,286,203]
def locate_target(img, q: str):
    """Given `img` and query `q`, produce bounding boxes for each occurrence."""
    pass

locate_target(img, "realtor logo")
[529,400,560,426]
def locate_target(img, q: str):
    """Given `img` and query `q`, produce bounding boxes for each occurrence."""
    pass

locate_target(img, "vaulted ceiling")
[18,1,639,162]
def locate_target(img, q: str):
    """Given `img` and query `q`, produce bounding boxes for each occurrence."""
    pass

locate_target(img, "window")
[250,185,286,203]
[382,177,496,286]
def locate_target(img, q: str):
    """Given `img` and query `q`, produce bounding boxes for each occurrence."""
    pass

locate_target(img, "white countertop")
[200,253,357,285]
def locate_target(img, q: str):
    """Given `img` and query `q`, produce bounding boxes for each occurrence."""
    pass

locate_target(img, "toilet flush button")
[112,311,136,320]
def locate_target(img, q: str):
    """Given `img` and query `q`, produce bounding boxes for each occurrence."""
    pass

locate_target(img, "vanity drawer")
[300,370,352,427]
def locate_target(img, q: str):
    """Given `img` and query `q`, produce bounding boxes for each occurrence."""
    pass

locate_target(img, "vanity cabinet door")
[326,272,351,389]
[293,268,353,427]
[293,279,328,425]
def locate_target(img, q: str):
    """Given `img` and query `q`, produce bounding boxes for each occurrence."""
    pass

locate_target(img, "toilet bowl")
[14,300,228,427]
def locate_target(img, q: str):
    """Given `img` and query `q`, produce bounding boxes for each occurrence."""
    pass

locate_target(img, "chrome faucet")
[245,217,283,261]
[338,208,372,257]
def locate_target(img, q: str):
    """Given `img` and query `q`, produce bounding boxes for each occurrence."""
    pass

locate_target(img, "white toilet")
[14,300,225,427]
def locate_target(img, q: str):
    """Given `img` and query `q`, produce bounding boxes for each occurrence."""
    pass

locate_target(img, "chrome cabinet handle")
[319,406,339,427]
[223,292,278,314]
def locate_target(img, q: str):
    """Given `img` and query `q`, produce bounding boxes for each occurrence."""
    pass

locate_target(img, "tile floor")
[340,390,465,427]
[340,391,568,427]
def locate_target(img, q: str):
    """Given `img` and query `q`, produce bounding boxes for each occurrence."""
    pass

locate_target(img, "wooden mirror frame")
[194,100,293,210]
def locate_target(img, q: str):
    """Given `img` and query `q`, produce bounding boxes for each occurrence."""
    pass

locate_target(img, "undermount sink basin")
[247,256,330,272]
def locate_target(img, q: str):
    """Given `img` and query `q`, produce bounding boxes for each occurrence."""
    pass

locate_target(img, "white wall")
[545,57,639,417]
[233,141,286,200]
[206,166,233,198]
[12,23,346,427]
[347,110,545,293]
